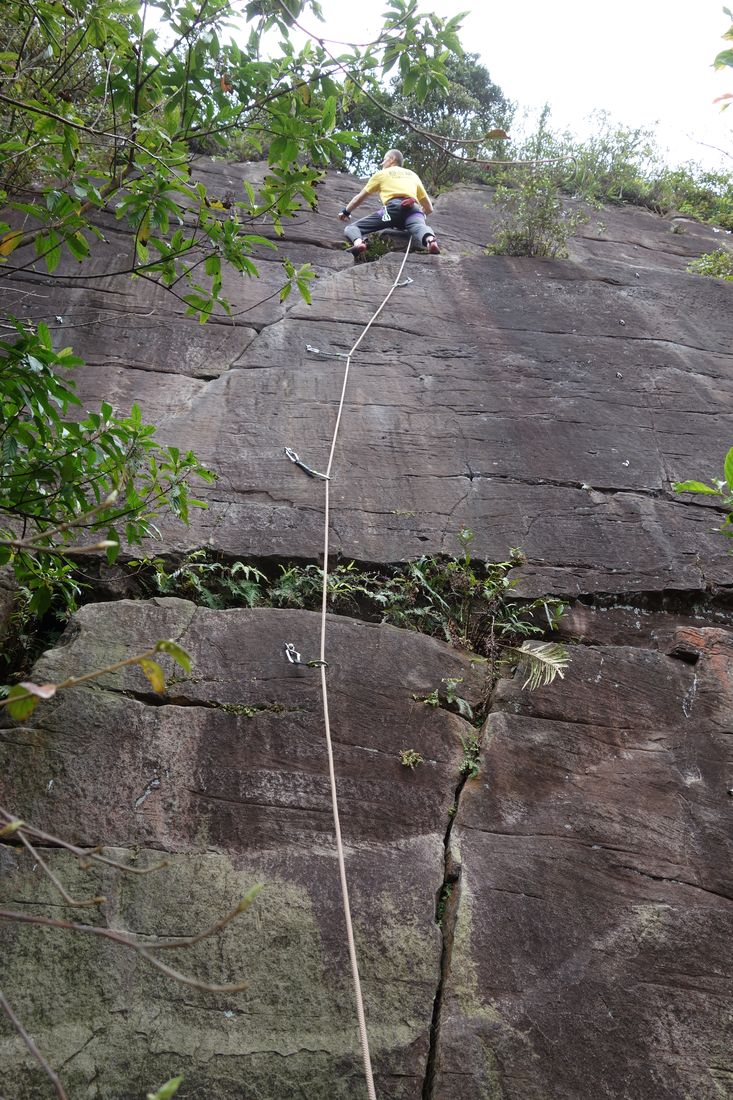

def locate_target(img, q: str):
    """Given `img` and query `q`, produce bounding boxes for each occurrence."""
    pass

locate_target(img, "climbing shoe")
[426,238,441,255]
[349,241,367,256]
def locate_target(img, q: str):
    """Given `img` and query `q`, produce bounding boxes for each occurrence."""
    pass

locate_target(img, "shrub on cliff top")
[486,107,588,258]
[486,108,733,229]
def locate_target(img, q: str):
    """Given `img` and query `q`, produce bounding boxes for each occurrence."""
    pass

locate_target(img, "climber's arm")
[417,181,433,215]
[338,186,371,221]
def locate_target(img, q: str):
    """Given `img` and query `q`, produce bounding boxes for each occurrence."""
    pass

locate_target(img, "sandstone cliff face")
[1,163,732,1100]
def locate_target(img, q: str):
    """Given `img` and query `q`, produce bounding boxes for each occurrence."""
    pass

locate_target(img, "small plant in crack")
[459,731,482,780]
[441,677,474,720]
[414,677,474,720]
[416,687,441,707]
[270,560,376,612]
[686,247,733,281]
[133,551,267,609]
[378,529,568,689]
[436,882,453,925]
[360,233,399,262]
[399,748,425,770]
[218,702,292,717]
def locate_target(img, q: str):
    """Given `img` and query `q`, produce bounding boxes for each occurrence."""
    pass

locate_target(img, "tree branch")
[0,908,255,993]
[0,988,69,1100]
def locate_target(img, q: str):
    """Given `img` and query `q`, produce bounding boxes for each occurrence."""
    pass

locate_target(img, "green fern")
[513,641,570,691]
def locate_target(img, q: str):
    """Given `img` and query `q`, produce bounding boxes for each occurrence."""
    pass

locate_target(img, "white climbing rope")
[318,240,413,1100]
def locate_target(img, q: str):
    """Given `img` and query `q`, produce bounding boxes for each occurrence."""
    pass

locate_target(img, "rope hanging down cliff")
[286,240,414,1100]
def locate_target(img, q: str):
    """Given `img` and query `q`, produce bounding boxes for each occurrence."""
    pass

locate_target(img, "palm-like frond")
[513,641,570,691]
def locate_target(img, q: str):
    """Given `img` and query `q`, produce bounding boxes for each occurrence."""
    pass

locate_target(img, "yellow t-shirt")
[364,166,427,205]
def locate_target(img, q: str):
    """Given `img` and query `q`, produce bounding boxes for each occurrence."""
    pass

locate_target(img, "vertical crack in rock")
[422,744,479,1099]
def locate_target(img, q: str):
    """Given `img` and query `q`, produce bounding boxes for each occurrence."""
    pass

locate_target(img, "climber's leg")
[344,208,395,249]
[405,211,440,253]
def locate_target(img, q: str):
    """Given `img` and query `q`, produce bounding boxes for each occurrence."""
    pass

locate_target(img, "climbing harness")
[285,240,414,1100]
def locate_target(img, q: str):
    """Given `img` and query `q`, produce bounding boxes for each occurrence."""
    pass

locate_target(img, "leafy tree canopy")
[340,51,513,191]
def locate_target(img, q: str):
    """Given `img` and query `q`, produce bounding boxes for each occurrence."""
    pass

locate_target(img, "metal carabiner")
[284,642,328,669]
[305,344,349,361]
[284,447,330,481]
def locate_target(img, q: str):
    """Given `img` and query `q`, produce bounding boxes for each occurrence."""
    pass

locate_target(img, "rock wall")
[1,162,732,1099]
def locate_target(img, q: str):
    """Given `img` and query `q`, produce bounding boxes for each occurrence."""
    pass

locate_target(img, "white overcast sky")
[300,0,733,171]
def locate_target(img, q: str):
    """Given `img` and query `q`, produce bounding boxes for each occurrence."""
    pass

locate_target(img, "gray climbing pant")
[344,199,435,249]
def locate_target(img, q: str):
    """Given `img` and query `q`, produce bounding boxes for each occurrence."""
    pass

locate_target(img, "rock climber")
[338,149,441,257]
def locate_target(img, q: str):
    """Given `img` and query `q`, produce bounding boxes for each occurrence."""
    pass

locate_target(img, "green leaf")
[322,95,337,131]
[296,278,312,305]
[36,322,52,349]
[243,235,277,251]
[672,480,720,495]
[723,448,733,493]
[28,586,52,615]
[155,639,193,674]
[515,641,570,692]
[714,47,733,69]
[40,229,62,273]
[65,231,90,262]
[105,529,121,565]
[6,684,42,720]
[147,1078,184,1100]
[204,254,221,277]
[138,658,166,694]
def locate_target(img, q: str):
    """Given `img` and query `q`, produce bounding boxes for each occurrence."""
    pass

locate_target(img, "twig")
[136,888,261,950]
[0,646,158,711]
[0,814,168,876]
[0,909,253,993]
[138,0,229,93]
[689,137,732,163]
[14,831,106,908]
[0,988,69,1100]
[0,536,116,556]
[0,494,119,558]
